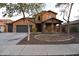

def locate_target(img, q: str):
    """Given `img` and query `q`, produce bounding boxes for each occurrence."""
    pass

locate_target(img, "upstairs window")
[48,15,52,19]
[38,16,40,20]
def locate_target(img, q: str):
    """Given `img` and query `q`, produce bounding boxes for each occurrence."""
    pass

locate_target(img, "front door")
[36,24,42,32]
[8,24,13,32]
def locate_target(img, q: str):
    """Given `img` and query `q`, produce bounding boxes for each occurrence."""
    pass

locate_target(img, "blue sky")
[0,3,79,22]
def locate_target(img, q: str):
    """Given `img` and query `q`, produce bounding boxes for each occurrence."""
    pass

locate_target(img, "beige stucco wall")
[13,18,35,32]
[42,12,56,21]
[35,11,56,22]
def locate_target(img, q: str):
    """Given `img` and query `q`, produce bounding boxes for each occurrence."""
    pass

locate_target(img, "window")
[56,24,59,26]
[48,15,52,19]
[38,16,40,20]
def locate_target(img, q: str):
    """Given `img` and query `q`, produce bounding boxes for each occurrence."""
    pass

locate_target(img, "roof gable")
[41,10,57,15]
[43,18,63,23]
[0,19,12,23]
[34,10,57,17]
[12,18,35,24]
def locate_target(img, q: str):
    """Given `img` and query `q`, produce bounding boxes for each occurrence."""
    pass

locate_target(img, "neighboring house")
[62,20,79,33]
[6,10,63,32]
[0,20,5,32]
[0,19,12,32]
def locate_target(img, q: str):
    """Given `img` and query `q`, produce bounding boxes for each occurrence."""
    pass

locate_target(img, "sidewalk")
[0,44,79,56]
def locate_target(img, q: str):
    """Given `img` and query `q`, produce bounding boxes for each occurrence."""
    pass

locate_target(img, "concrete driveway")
[0,33,27,45]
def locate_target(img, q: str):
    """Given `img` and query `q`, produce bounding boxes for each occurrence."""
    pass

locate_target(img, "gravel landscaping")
[34,34,73,42]
[17,32,79,45]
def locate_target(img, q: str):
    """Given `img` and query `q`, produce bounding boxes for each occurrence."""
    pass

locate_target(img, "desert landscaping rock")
[34,33,74,42]
[17,33,79,44]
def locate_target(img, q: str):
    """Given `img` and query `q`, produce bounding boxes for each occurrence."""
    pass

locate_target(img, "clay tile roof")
[12,17,35,23]
[0,19,12,25]
[41,10,57,15]
[43,18,63,23]
[0,19,12,23]
[33,10,57,17]
[47,10,57,14]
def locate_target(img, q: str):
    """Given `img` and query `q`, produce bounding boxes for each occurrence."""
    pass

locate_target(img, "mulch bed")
[17,33,79,45]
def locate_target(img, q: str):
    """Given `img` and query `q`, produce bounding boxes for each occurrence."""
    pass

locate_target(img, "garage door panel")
[16,25,28,32]
[16,25,32,32]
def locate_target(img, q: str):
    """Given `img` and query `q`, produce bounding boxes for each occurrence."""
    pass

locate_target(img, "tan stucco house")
[0,19,12,32]
[34,10,63,32]
[5,10,63,32]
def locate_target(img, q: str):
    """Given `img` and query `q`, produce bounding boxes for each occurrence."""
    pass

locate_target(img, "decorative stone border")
[34,34,74,42]
[56,35,74,42]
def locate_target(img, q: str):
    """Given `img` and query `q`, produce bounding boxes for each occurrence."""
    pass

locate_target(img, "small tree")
[0,3,45,17]
[55,3,73,35]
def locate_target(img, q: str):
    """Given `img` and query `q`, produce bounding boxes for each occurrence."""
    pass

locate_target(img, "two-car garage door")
[16,25,32,32]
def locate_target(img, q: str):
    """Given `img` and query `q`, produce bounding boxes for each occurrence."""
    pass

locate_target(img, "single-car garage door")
[16,25,32,32]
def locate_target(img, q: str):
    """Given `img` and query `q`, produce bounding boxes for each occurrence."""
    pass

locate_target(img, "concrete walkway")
[0,44,79,55]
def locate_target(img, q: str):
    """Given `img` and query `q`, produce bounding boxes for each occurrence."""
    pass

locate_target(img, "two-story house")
[34,10,63,32]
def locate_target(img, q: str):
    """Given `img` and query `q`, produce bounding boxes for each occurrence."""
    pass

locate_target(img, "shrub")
[32,28,37,32]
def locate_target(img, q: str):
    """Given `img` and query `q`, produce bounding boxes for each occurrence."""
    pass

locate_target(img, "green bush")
[32,28,37,32]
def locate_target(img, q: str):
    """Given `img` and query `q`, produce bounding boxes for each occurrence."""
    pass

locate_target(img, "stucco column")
[59,23,62,32]
[54,24,56,32]
[42,23,45,32]
[13,25,16,32]
[5,25,8,32]
[51,23,54,32]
